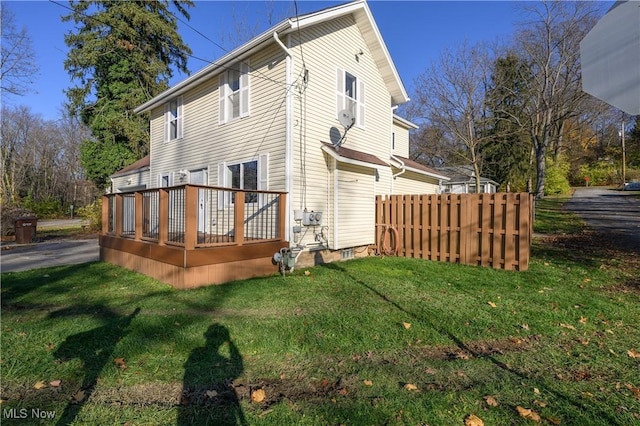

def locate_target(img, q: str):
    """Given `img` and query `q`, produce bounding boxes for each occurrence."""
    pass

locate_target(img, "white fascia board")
[392,114,419,130]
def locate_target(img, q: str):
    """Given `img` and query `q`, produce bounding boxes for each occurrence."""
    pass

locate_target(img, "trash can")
[14,216,37,244]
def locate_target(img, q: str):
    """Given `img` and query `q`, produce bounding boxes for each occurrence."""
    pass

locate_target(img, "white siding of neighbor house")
[112,169,150,193]
[148,43,288,194]
[287,15,395,249]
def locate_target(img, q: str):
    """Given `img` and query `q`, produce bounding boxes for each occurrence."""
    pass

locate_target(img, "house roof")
[134,0,408,114]
[390,155,450,181]
[111,155,150,178]
[321,142,388,168]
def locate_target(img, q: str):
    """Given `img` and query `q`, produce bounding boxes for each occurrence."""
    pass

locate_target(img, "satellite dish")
[338,109,355,130]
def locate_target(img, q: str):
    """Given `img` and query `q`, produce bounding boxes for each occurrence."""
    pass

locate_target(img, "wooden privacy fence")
[375,193,533,271]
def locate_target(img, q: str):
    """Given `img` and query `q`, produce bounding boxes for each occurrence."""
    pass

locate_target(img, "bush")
[23,197,64,218]
[544,159,571,195]
[77,199,102,232]
[577,162,618,186]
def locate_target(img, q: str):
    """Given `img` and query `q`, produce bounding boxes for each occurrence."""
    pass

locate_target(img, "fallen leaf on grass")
[483,395,499,407]
[402,322,411,330]
[251,389,266,403]
[205,390,218,398]
[404,383,418,391]
[545,416,562,425]
[627,349,640,359]
[363,380,373,386]
[33,381,47,390]
[488,301,497,308]
[114,357,127,370]
[533,399,547,407]
[72,390,86,404]
[559,323,576,330]
[579,316,588,324]
[516,406,541,422]
[304,270,311,276]
[521,323,530,330]
[626,384,640,400]
[533,387,540,394]
[49,380,61,388]
[464,413,484,426]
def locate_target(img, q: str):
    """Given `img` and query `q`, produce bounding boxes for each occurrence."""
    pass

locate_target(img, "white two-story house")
[107,0,449,284]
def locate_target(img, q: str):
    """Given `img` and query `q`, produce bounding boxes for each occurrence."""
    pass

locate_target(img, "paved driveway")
[1,239,100,273]
[564,187,640,253]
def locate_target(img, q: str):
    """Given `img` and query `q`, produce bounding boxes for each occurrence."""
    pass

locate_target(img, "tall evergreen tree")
[483,52,533,191]
[63,0,193,189]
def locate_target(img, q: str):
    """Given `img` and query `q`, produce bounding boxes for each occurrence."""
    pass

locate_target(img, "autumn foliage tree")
[63,0,193,189]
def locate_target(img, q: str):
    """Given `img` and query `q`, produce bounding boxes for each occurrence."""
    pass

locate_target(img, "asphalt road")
[564,186,640,253]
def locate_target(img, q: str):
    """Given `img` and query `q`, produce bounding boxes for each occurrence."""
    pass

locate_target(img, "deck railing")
[102,185,287,249]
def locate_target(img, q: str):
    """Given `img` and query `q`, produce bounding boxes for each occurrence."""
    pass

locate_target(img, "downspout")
[274,31,294,243]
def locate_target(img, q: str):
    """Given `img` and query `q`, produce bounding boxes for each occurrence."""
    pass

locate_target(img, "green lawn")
[1,200,639,425]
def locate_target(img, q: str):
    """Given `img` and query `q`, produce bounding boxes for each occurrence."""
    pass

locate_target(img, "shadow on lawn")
[178,324,247,426]
[52,306,140,426]
[319,261,621,425]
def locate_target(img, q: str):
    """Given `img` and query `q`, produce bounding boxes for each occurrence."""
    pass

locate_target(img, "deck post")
[278,193,287,240]
[115,193,123,237]
[102,195,109,235]
[158,188,168,246]
[134,191,143,241]
[234,192,245,245]
[184,185,197,250]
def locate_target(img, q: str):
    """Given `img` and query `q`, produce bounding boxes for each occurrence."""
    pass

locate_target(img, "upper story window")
[164,96,183,142]
[219,61,250,124]
[337,68,365,128]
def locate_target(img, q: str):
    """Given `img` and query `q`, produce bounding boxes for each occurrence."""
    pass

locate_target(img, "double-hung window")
[228,160,258,203]
[164,97,183,141]
[219,61,250,124]
[336,68,365,127]
[217,154,268,209]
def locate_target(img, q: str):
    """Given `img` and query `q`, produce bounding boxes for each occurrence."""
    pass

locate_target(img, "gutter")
[390,154,406,179]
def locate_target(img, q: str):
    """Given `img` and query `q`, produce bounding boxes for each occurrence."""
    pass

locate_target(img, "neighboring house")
[110,0,449,272]
[437,166,498,194]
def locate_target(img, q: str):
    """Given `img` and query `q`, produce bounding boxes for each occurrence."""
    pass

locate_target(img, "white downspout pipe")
[274,31,294,243]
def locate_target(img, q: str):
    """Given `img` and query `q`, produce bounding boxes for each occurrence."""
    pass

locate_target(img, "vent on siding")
[341,248,354,260]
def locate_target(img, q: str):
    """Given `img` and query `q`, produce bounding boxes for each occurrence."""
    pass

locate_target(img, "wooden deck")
[100,185,288,288]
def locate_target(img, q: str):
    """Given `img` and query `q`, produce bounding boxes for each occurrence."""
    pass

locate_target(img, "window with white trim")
[217,154,268,209]
[219,61,250,124]
[164,97,183,141]
[336,68,365,127]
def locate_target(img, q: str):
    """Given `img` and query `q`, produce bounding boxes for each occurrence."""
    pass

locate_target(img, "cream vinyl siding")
[112,170,150,193]
[335,163,376,249]
[287,16,395,247]
[392,121,410,158]
[148,44,287,194]
[393,171,440,195]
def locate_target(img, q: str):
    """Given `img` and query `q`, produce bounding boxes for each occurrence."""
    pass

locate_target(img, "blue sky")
[6,0,549,120]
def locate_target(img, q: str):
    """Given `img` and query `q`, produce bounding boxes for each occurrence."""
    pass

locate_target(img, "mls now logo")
[3,408,56,420]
